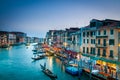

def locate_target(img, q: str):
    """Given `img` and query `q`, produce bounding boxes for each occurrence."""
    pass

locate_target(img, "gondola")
[40,64,57,78]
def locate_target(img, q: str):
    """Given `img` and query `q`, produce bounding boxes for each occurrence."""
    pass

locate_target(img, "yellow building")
[96,20,120,78]
[81,19,120,79]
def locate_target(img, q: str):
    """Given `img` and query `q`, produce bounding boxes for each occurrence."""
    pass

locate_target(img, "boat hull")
[65,66,82,76]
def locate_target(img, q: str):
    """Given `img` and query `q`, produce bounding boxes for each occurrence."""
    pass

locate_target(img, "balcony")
[96,35,108,38]
[96,44,108,48]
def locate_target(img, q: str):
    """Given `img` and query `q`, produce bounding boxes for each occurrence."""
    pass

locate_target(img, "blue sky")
[0,0,120,38]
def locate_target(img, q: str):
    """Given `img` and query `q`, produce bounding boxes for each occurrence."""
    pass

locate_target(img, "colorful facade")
[0,31,9,47]
[45,19,120,79]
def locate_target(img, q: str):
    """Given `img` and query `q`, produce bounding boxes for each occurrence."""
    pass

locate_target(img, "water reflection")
[47,56,53,70]
[0,45,79,80]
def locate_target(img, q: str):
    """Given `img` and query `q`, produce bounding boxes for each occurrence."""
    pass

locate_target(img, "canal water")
[0,44,82,80]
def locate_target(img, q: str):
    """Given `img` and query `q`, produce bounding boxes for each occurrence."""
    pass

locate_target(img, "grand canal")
[0,44,81,80]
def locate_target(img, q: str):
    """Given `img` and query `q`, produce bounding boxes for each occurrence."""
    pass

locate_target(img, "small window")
[83,47,85,53]
[90,32,93,37]
[98,39,100,44]
[109,39,114,45]
[93,48,96,55]
[91,39,92,44]
[87,47,89,53]
[97,48,100,56]
[87,39,89,43]
[87,32,89,37]
[90,47,92,54]
[98,30,101,35]
[83,39,85,43]
[83,32,85,37]
[93,31,96,36]
[110,29,114,35]
[109,50,113,58]
[94,39,96,44]
[102,49,106,57]
[104,30,106,35]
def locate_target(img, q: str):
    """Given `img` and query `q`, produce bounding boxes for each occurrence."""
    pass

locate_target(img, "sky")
[0,0,120,38]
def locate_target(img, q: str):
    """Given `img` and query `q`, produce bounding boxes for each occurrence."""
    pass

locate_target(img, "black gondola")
[40,64,57,78]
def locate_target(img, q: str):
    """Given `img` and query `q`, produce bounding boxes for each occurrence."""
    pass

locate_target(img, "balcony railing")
[96,44,108,48]
[96,35,108,38]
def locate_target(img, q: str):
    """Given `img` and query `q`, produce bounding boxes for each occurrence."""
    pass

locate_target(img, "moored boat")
[65,66,82,76]
[31,56,44,60]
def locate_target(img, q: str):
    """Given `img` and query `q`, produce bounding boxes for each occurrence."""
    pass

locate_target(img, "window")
[98,39,100,44]
[83,47,85,53]
[83,32,85,37]
[98,30,101,35]
[87,32,89,37]
[109,39,114,45]
[104,30,106,35]
[83,39,85,43]
[90,47,93,54]
[103,39,106,46]
[110,29,114,35]
[91,39,93,44]
[97,48,100,56]
[93,48,96,55]
[102,49,106,57]
[109,50,113,58]
[90,32,93,37]
[87,39,89,43]
[94,39,96,44]
[90,22,96,27]
[93,31,96,36]
[87,47,89,53]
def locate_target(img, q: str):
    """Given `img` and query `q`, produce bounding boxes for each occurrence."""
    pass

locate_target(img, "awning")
[82,53,120,65]
[82,53,99,60]
[64,50,78,58]
[42,46,49,48]
[100,57,120,65]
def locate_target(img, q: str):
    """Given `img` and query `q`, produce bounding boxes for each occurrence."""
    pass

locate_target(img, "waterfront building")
[8,32,16,46]
[80,19,120,79]
[33,37,40,43]
[26,36,31,43]
[95,19,120,78]
[70,29,82,52]
[45,19,120,79]
[0,31,9,47]
[45,30,65,47]
[81,19,98,62]
[11,32,27,45]
[63,28,80,50]
[45,30,55,46]
[39,38,45,43]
